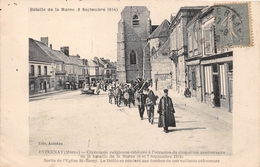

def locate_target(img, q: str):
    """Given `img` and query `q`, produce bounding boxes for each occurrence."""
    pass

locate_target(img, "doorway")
[213,75,220,107]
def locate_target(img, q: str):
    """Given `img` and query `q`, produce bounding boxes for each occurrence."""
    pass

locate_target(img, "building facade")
[186,12,203,101]
[29,37,95,95]
[199,7,233,112]
[169,7,205,94]
[151,39,173,91]
[29,38,55,95]
[145,19,172,90]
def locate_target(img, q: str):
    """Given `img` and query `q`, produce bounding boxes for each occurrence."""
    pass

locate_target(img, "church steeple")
[117,6,151,83]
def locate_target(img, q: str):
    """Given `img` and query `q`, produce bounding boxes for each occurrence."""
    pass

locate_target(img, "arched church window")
[130,50,136,64]
[132,15,139,26]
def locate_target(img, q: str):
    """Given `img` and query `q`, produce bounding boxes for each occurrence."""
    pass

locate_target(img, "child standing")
[146,95,155,124]
[210,92,215,108]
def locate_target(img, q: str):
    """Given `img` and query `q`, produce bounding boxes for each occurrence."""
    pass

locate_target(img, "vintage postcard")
[0,0,259,167]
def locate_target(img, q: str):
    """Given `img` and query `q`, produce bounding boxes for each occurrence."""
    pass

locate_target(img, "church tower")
[117,6,151,83]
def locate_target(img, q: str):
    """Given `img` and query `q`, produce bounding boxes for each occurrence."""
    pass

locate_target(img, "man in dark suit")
[136,90,145,120]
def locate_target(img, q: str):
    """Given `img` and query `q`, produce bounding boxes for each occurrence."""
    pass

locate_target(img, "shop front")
[201,51,233,112]
[29,75,51,95]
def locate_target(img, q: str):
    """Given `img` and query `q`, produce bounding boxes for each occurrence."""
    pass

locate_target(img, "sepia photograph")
[1,0,259,167]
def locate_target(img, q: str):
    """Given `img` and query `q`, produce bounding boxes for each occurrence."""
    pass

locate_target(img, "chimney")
[40,37,48,46]
[94,57,99,62]
[50,44,52,49]
[60,46,69,56]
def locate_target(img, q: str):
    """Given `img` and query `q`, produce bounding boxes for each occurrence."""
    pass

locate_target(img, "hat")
[163,89,168,93]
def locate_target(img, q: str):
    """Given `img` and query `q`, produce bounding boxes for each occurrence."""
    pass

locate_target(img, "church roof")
[148,19,170,39]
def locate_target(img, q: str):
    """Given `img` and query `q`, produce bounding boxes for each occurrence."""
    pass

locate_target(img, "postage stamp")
[214,2,252,47]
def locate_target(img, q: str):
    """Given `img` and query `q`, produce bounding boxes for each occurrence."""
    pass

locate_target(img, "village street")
[29,89,232,159]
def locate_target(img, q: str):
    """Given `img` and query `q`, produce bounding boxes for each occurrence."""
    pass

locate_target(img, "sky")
[29,1,212,62]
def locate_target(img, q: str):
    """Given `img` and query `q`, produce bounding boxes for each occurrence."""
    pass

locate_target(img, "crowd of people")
[103,78,177,133]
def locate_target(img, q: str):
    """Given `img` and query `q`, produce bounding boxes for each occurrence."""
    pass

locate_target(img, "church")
[117,6,155,83]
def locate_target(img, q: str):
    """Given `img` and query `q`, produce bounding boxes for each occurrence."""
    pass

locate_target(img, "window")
[151,47,156,56]
[38,65,41,75]
[173,30,177,50]
[204,28,213,55]
[188,34,192,51]
[130,50,136,64]
[51,78,55,88]
[178,26,181,48]
[106,70,110,78]
[44,66,47,75]
[228,63,233,72]
[132,15,139,26]
[193,29,198,49]
[192,70,196,90]
[30,65,34,76]
[219,64,226,99]
[56,64,61,71]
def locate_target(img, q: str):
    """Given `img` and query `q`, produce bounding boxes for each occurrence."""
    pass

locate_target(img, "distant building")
[29,38,55,95]
[88,59,99,84]
[70,54,89,88]
[99,57,117,80]
[93,57,105,80]
[29,37,92,95]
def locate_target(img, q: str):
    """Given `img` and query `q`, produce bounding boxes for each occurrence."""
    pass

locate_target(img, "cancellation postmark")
[214,2,252,47]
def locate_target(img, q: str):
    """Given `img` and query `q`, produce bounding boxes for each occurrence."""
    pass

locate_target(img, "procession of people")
[102,78,177,133]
